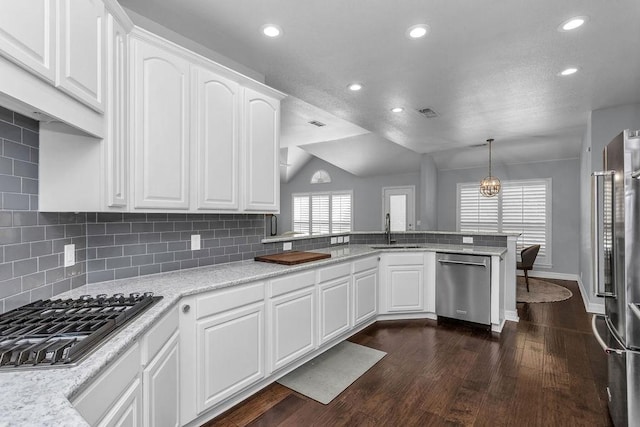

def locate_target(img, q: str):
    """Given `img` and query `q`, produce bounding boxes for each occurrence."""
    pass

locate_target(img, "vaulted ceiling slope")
[120,0,640,175]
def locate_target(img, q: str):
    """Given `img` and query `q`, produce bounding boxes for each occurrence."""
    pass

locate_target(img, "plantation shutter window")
[311,194,330,235]
[331,193,352,233]
[292,191,353,236]
[292,195,310,235]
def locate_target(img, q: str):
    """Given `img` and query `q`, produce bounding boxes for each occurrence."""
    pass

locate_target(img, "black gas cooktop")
[0,293,161,370]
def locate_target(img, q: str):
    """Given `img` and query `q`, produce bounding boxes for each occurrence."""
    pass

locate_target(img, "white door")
[318,277,351,344]
[196,303,265,413]
[269,287,315,371]
[132,38,190,209]
[105,13,127,208]
[0,0,56,82]
[352,269,377,325]
[143,332,180,427]
[243,87,280,212]
[382,186,415,231]
[57,0,105,111]
[192,66,240,210]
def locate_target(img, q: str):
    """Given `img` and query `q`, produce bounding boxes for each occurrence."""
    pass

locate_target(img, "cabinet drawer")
[384,253,424,265]
[73,343,141,426]
[196,282,265,319]
[318,262,350,284]
[353,256,378,274]
[269,271,315,297]
[143,306,178,364]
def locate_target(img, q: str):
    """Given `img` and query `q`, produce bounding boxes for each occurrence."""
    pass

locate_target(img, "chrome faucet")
[385,213,391,245]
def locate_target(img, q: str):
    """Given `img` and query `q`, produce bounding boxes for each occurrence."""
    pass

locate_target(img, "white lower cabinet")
[317,263,351,345]
[142,332,180,427]
[99,379,143,427]
[379,253,425,313]
[352,256,379,325]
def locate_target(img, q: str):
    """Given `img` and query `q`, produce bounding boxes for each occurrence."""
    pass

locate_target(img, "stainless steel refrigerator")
[592,129,640,427]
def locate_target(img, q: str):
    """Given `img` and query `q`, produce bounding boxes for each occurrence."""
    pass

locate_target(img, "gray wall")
[579,103,640,310]
[279,156,421,233]
[419,154,438,229]
[436,158,581,275]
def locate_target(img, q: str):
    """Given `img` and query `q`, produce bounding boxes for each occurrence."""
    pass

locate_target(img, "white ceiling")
[120,0,640,178]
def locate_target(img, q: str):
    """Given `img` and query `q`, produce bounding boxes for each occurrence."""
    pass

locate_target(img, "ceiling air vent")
[308,120,326,127]
[417,108,438,118]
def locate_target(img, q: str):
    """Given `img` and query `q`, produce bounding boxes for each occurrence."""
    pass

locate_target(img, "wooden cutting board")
[254,251,331,265]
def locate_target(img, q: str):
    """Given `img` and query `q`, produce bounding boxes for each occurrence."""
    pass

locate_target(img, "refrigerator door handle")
[592,171,616,298]
[591,315,625,355]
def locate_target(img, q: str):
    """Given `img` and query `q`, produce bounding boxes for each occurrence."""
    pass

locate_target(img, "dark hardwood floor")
[205,279,612,426]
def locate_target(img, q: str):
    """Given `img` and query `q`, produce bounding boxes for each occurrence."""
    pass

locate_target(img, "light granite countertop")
[0,243,506,426]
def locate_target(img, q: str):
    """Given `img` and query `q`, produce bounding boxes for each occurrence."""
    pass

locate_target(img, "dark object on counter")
[270,215,277,236]
[255,251,331,265]
[516,244,540,292]
[0,293,162,370]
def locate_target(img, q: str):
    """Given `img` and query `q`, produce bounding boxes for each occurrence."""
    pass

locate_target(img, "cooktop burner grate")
[0,293,161,370]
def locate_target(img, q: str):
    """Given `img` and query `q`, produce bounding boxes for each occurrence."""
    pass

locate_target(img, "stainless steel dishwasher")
[436,253,491,325]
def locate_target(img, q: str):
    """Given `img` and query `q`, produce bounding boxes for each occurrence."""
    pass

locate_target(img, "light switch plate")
[462,236,473,244]
[191,234,201,250]
[331,237,337,244]
[64,244,75,267]
[283,242,293,251]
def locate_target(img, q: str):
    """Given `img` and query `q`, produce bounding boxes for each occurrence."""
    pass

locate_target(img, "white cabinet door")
[242,87,280,212]
[386,265,424,312]
[269,287,315,371]
[143,332,180,427]
[318,277,350,345]
[105,12,127,208]
[196,303,265,414]
[352,269,378,325]
[0,0,56,82]
[57,0,105,111]
[131,38,190,209]
[192,66,240,210]
[99,378,143,427]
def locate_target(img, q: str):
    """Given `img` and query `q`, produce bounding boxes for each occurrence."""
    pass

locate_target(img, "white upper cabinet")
[0,0,56,82]
[242,88,280,212]
[105,12,127,208]
[56,0,106,112]
[192,66,240,210]
[131,36,190,210]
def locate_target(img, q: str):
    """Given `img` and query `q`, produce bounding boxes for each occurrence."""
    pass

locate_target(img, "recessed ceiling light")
[559,67,579,76]
[558,16,588,32]
[261,24,282,38]
[391,107,404,113]
[348,83,363,91]
[406,24,430,39]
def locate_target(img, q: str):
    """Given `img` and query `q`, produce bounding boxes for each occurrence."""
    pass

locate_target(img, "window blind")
[293,195,310,235]
[292,191,352,236]
[457,179,551,264]
[331,193,352,233]
[311,194,330,235]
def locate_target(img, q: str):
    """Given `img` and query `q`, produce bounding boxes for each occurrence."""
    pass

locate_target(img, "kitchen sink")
[370,244,423,249]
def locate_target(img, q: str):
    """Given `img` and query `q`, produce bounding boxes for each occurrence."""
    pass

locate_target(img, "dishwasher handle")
[437,259,487,268]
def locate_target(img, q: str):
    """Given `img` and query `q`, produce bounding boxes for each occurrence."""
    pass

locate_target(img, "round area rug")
[516,277,573,303]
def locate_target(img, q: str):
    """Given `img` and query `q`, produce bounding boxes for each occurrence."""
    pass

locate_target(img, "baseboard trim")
[516,271,605,315]
[505,310,519,323]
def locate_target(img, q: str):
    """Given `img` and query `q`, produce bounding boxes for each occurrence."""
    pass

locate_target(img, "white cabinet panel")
[57,0,105,111]
[192,66,240,210]
[242,88,279,212]
[318,277,350,345]
[196,303,265,413]
[143,332,180,427]
[132,38,190,209]
[353,269,377,325]
[387,266,424,312]
[105,12,127,207]
[0,0,56,81]
[99,378,142,427]
[269,287,315,371]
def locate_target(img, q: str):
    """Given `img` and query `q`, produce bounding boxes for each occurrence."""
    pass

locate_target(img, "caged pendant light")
[480,138,501,197]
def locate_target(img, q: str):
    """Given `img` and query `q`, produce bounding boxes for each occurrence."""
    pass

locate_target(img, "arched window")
[310,169,331,184]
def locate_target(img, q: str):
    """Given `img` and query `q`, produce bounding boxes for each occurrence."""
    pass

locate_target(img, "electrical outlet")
[344,236,350,243]
[462,236,473,244]
[191,234,201,250]
[283,242,293,251]
[331,237,337,244]
[64,244,75,267]
[337,236,344,243]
